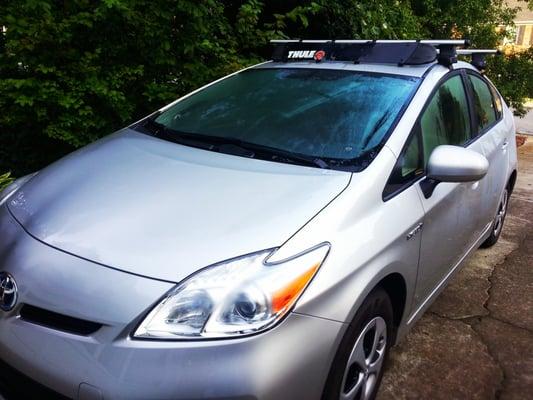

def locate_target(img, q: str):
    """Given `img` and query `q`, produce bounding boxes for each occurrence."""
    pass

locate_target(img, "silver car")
[0,40,517,400]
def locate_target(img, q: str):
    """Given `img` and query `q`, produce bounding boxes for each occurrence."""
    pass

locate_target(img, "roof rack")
[456,49,500,71]
[270,39,471,68]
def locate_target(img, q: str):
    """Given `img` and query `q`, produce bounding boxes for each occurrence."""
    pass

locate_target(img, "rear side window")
[488,82,503,119]
[383,74,471,199]
[468,74,497,132]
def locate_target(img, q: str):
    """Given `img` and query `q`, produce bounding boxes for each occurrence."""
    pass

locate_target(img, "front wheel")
[323,288,393,400]
[481,187,509,248]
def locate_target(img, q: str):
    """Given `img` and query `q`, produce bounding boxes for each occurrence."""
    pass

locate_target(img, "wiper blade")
[137,115,166,135]
[177,134,329,168]
[137,118,330,169]
[223,140,330,169]
[138,117,216,150]
[267,150,330,169]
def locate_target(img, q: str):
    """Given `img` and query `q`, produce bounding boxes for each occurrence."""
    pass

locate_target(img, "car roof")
[254,60,479,79]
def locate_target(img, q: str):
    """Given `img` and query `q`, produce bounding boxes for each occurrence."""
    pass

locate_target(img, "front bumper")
[0,205,345,399]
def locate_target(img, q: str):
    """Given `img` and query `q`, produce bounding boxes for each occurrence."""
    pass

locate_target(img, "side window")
[383,75,470,199]
[419,75,471,165]
[383,129,423,198]
[488,82,503,119]
[468,74,497,133]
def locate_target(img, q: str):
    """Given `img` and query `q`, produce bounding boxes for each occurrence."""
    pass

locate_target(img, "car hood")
[7,130,350,283]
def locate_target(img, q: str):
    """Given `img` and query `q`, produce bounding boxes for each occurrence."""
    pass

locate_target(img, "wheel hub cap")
[339,316,387,400]
[493,189,508,237]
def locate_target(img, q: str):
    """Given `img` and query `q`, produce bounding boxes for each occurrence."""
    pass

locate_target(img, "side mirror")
[420,145,489,198]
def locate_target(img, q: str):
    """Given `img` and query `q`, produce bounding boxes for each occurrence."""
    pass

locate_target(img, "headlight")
[134,243,329,339]
[0,173,37,206]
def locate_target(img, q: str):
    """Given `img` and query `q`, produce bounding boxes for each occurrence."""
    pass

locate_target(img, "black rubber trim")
[19,304,102,336]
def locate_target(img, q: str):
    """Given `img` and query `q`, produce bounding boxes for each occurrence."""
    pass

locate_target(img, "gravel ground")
[378,137,533,400]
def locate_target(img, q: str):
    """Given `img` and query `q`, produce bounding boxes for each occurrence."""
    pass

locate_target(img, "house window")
[516,25,525,45]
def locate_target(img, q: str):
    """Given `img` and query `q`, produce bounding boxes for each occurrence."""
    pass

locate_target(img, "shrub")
[0,172,14,192]
[487,47,533,117]
[0,0,315,175]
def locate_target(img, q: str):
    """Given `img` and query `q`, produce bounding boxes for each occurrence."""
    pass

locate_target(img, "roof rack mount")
[456,49,501,71]
[270,39,473,68]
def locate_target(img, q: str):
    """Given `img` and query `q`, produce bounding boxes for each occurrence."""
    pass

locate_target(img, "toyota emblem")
[0,272,18,312]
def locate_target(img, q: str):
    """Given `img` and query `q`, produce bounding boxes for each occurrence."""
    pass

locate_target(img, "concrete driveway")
[514,108,533,136]
[378,136,533,400]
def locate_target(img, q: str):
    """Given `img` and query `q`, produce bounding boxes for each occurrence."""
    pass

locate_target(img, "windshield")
[150,68,419,167]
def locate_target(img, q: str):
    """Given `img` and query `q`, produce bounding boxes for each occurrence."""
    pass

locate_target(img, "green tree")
[0,172,13,191]
[0,0,314,174]
[0,1,235,174]
[411,0,516,47]
[299,0,425,39]
[488,48,533,116]
[409,0,533,114]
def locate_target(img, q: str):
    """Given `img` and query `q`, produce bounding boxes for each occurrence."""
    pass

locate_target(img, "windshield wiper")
[254,145,331,169]
[137,118,330,169]
[206,137,331,169]
[137,116,166,136]
[138,117,219,151]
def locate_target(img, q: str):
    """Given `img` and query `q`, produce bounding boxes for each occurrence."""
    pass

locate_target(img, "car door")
[464,71,508,235]
[409,72,482,313]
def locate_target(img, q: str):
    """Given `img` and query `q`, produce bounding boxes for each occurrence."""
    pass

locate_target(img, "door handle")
[406,222,423,240]
[502,140,509,149]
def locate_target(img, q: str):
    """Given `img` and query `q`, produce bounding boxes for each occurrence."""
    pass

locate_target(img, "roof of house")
[507,0,533,22]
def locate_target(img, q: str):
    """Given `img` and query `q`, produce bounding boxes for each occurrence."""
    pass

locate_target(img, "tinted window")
[383,75,471,199]
[419,75,471,165]
[383,128,423,198]
[154,69,419,161]
[488,81,503,119]
[468,74,497,132]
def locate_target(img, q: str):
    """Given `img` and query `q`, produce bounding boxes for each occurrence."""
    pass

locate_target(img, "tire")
[480,187,509,248]
[322,288,394,400]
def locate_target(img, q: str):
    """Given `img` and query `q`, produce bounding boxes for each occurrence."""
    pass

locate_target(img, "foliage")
[305,0,425,39]
[411,0,516,47]
[0,0,315,174]
[408,0,533,113]
[487,48,533,117]
[0,0,531,174]
[0,172,13,192]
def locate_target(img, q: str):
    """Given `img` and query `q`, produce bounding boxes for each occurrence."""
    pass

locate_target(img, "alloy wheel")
[339,316,387,400]
[493,189,508,237]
